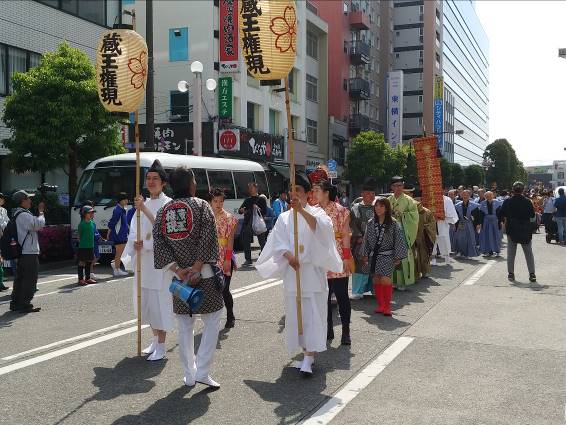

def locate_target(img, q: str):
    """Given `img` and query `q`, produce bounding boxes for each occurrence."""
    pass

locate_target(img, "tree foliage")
[483,138,525,191]
[450,163,465,188]
[2,42,125,195]
[464,164,485,188]
[345,131,392,187]
[440,157,452,188]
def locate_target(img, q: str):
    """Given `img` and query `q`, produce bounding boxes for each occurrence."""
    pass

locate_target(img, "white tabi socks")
[300,355,315,376]
[146,342,166,361]
[142,338,157,355]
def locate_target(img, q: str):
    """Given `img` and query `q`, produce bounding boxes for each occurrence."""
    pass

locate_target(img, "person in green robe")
[388,176,419,289]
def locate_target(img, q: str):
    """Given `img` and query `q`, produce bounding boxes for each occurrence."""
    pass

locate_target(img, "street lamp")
[177,61,216,156]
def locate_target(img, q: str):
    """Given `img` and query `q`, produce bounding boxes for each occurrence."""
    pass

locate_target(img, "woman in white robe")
[123,160,172,361]
[256,176,342,376]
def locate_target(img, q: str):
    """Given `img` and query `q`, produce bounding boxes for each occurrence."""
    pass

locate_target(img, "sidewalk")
[327,233,566,425]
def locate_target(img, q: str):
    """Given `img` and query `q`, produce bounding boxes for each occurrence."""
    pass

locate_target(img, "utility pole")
[145,0,154,150]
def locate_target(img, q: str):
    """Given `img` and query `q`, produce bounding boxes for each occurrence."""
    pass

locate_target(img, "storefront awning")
[268,163,290,179]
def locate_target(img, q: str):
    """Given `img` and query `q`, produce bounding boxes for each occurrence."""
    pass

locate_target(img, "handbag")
[169,278,204,316]
[252,208,267,235]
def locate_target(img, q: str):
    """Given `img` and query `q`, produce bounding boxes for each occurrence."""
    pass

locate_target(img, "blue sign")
[433,99,444,153]
[327,159,337,171]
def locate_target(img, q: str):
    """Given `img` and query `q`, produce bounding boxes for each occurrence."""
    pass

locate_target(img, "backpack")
[0,211,30,260]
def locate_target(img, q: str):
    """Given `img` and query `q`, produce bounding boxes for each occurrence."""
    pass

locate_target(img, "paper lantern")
[239,0,297,80]
[96,26,148,113]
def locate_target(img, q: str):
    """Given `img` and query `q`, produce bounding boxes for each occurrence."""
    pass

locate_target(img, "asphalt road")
[0,234,564,425]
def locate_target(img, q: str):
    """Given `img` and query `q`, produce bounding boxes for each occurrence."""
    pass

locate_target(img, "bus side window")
[207,170,236,199]
[254,171,270,198]
[193,168,210,199]
[233,171,255,199]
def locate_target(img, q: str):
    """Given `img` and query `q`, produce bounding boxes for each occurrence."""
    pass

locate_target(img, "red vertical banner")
[414,136,445,220]
[220,0,239,73]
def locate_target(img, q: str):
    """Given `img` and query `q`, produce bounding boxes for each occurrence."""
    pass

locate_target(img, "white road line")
[0,325,149,377]
[37,275,77,286]
[233,280,282,298]
[231,278,279,294]
[462,260,496,286]
[0,277,282,376]
[1,320,137,361]
[301,337,414,425]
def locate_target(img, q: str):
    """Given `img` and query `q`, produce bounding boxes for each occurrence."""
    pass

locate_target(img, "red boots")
[373,284,393,316]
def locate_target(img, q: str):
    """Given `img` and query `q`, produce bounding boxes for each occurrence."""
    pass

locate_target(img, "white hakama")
[123,192,173,331]
[433,195,459,260]
[256,204,342,354]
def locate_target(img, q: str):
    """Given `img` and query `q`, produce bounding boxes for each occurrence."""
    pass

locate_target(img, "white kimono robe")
[434,195,459,257]
[123,192,173,331]
[256,204,342,354]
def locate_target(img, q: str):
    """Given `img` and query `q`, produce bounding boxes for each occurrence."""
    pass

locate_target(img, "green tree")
[2,42,125,195]
[345,131,394,187]
[450,163,465,187]
[464,164,485,188]
[440,157,452,188]
[484,138,520,191]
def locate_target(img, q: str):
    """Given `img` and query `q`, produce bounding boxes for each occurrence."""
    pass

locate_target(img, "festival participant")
[478,191,502,257]
[388,176,419,289]
[123,160,173,361]
[312,180,352,345]
[77,206,97,286]
[431,194,458,266]
[350,178,377,299]
[108,192,130,277]
[414,202,436,278]
[453,190,481,258]
[210,188,238,329]
[256,174,342,376]
[361,197,408,316]
[153,166,223,388]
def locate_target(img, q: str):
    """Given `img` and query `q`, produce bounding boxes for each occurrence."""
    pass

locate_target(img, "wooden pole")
[284,77,303,336]
[133,11,142,357]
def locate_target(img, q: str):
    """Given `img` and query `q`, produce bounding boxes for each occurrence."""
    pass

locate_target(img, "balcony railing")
[349,113,371,135]
[349,10,370,30]
[349,40,370,65]
[349,77,370,100]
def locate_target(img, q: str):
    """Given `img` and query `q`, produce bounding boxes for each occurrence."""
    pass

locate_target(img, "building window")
[247,102,258,130]
[78,0,105,25]
[306,74,318,102]
[291,115,300,138]
[306,119,318,145]
[7,46,27,94]
[396,31,400,37]
[395,53,399,58]
[269,109,280,135]
[288,68,297,95]
[558,172,565,179]
[0,45,43,95]
[40,0,113,26]
[170,91,189,121]
[38,0,60,6]
[418,95,423,103]
[307,31,318,59]
[61,0,78,14]
[435,52,441,68]
[169,28,189,61]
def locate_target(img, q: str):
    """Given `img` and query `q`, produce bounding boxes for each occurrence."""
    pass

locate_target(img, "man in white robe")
[256,175,342,376]
[123,160,172,361]
[431,194,458,266]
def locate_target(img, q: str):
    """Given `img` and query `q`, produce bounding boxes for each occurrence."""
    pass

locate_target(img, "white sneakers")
[196,375,221,388]
[146,343,166,361]
[299,355,314,376]
[113,268,129,277]
[350,293,364,300]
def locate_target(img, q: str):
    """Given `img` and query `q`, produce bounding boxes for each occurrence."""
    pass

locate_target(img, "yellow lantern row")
[239,0,297,81]
[96,27,148,113]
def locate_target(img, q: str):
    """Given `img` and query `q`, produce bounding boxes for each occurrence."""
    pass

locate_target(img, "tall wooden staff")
[284,77,303,336]
[95,12,148,356]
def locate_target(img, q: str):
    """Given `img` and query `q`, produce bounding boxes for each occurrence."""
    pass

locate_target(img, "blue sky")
[475,0,566,166]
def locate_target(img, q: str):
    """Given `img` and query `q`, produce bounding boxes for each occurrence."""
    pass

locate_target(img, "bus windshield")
[73,167,146,207]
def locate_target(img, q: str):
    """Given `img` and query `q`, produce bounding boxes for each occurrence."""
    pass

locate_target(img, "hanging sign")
[96,26,148,112]
[239,0,297,81]
[218,77,233,120]
[219,129,241,152]
[220,0,239,73]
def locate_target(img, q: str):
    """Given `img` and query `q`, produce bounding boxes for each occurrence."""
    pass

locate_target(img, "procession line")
[1,319,137,361]
[0,278,283,376]
[462,260,496,285]
[301,336,414,425]
[0,325,149,377]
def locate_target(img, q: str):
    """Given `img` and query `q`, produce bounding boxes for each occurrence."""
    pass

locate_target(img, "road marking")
[231,278,279,294]
[37,275,77,286]
[0,276,283,376]
[462,260,496,286]
[0,325,149,377]
[1,320,137,361]
[301,336,414,425]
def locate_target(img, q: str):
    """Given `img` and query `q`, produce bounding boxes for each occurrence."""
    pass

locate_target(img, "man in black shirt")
[238,182,268,266]
[498,181,536,282]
